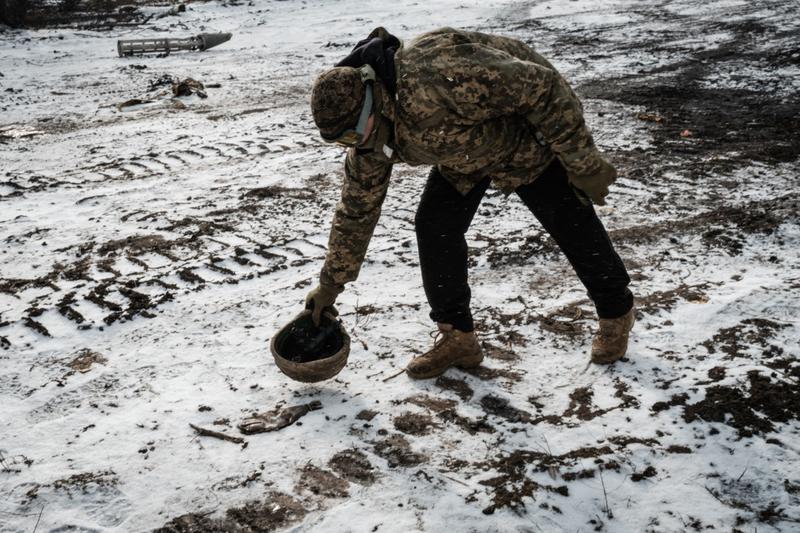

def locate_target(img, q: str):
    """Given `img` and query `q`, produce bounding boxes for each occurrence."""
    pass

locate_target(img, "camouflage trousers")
[414,161,633,332]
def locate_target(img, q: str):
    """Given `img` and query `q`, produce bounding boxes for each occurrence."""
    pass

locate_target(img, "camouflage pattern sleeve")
[521,64,603,179]
[319,148,392,287]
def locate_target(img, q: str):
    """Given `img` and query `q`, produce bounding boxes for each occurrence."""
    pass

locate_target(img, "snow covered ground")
[1,0,799,531]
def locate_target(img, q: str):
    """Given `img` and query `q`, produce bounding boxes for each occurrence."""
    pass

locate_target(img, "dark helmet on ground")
[271,309,350,383]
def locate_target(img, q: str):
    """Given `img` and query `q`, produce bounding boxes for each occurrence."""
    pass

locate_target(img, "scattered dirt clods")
[683,371,800,437]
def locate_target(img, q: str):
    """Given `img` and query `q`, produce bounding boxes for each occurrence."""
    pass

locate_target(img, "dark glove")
[305,283,344,326]
[568,157,618,206]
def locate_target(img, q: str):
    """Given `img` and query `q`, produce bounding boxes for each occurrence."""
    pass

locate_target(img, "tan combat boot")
[406,323,484,379]
[591,307,636,364]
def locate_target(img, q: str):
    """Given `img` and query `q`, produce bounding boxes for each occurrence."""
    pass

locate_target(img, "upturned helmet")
[271,309,350,383]
[311,65,377,146]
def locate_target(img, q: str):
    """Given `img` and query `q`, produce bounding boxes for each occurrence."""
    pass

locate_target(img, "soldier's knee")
[414,209,438,237]
[416,209,472,239]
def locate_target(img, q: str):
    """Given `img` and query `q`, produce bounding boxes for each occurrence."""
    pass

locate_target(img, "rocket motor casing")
[117,33,232,57]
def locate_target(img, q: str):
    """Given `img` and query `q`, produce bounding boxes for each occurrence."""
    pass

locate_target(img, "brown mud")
[683,371,800,437]
[402,393,496,435]
[295,465,350,499]
[563,380,639,422]
[392,411,439,436]
[328,449,376,485]
[372,434,427,468]
[225,492,307,532]
[434,376,474,401]
[700,318,789,359]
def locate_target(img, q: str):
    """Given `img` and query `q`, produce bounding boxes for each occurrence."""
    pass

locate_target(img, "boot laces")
[429,328,450,348]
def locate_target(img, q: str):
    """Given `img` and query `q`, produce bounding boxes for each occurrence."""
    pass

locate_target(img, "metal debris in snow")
[117,32,232,57]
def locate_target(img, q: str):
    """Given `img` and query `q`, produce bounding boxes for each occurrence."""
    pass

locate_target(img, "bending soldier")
[306,27,635,379]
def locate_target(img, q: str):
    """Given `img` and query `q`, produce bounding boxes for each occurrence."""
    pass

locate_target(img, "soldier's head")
[311,65,378,148]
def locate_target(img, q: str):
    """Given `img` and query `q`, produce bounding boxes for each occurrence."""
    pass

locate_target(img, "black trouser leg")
[515,161,633,318]
[415,167,491,332]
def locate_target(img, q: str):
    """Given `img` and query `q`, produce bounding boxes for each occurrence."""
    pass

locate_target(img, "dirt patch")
[372,434,427,468]
[57,291,86,324]
[476,230,561,269]
[462,365,524,383]
[393,412,439,436]
[651,392,689,413]
[479,394,534,423]
[402,393,457,413]
[561,446,615,461]
[161,217,235,239]
[584,12,800,174]
[3,0,163,30]
[437,409,495,435]
[564,380,639,421]
[104,286,174,325]
[328,449,375,485]
[563,387,594,420]
[66,349,107,373]
[225,492,307,531]
[355,409,378,421]
[97,234,181,257]
[683,371,800,437]
[535,303,595,337]
[86,283,123,312]
[23,317,51,337]
[435,376,474,401]
[52,470,118,493]
[477,301,594,340]
[178,268,205,285]
[666,445,692,454]
[481,342,520,362]
[636,284,710,316]
[1,256,93,296]
[609,196,796,255]
[561,469,596,481]
[765,357,800,381]
[596,81,800,166]
[295,465,349,498]
[701,318,789,359]
[156,513,242,532]
[608,435,660,448]
[475,450,570,515]
[631,465,657,482]
[472,440,628,511]
[706,474,797,526]
[243,186,315,200]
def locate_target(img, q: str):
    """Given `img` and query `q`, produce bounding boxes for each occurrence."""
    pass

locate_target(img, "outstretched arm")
[306,147,391,324]
[320,147,393,288]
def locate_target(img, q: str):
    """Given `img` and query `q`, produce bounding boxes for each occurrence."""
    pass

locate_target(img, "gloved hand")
[568,157,618,206]
[305,283,344,326]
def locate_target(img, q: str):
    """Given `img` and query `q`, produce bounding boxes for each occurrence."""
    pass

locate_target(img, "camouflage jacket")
[320,27,607,287]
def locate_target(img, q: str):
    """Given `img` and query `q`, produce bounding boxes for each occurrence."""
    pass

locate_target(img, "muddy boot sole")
[406,352,484,380]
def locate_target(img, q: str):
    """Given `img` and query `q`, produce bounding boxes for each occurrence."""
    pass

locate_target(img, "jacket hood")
[336,27,401,97]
